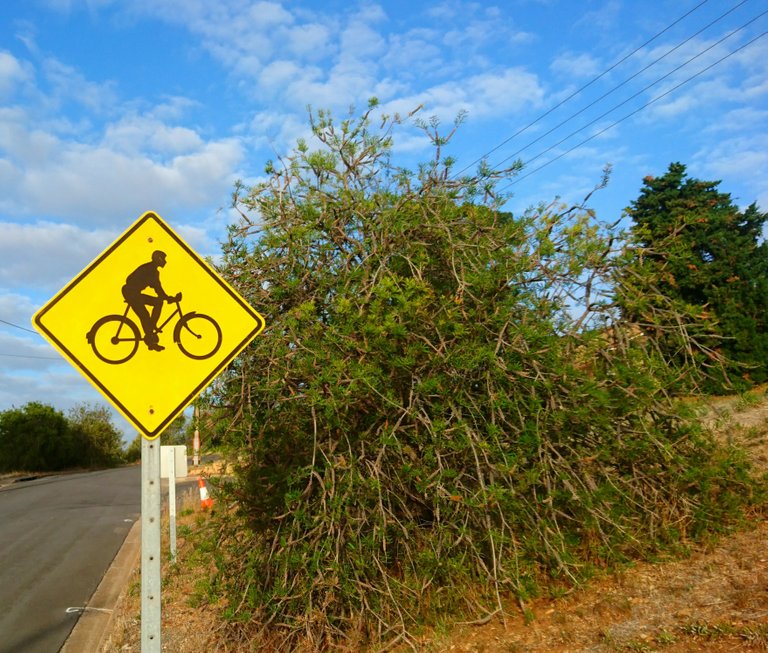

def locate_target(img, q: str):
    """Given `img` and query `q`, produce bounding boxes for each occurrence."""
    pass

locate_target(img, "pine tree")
[623,162,768,390]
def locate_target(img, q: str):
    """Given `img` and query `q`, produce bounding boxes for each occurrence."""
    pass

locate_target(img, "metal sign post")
[141,437,162,651]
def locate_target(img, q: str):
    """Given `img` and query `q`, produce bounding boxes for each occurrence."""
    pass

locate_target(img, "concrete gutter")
[61,519,141,652]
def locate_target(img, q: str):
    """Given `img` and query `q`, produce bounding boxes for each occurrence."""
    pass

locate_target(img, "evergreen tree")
[622,162,768,390]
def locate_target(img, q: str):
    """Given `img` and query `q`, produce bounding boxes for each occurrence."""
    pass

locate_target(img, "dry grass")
[101,463,227,653]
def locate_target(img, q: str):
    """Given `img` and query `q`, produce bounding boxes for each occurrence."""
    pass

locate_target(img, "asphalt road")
[0,466,141,653]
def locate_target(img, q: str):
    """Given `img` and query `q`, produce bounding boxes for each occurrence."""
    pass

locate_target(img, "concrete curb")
[61,519,141,652]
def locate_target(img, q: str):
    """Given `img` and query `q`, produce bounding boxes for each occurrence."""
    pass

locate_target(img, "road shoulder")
[61,519,141,652]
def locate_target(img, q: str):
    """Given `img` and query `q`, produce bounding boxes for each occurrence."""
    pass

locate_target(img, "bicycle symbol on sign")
[85,250,222,365]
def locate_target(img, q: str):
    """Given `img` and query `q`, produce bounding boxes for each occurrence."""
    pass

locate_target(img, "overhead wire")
[0,317,38,334]
[0,317,59,361]
[451,0,714,179]
[489,0,755,171]
[496,9,768,180]
[496,28,768,193]
[0,353,60,360]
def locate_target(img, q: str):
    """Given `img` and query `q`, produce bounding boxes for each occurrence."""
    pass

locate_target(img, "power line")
[451,0,714,179]
[0,315,58,359]
[0,352,60,361]
[0,318,38,335]
[499,10,767,178]
[490,0,754,171]
[497,29,768,194]
[0,316,60,360]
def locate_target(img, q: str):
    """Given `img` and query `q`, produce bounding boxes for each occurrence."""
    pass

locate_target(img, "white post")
[141,436,162,652]
[168,448,177,562]
[193,404,200,467]
[161,446,184,562]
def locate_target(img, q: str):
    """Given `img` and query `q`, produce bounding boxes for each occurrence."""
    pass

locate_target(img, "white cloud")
[634,32,761,103]
[28,141,236,221]
[0,106,60,167]
[111,0,538,126]
[129,0,295,74]
[381,29,443,76]
[339,19,386,60]
[0,158,23,201]
[0,112,243,225]
[573,0,621,33]
[243,1,293,28]
[0,48,243,224]
[383,67,544,124]
[103,115,204,155]
[243,109,311,154]
[145,96,199,122]
[173,222,219,257]
[743,73,768,101]
[41,57,118,114]
[0,293,40,329]
[0,360,111,419]
[424,3,534,75]
[287,69,370,110]
[642,91,698,120]
[41,0,115,10]
[706,107,768,133]
[694,133,768,210]
[550,52,602,79]
[0,51,32,98]
[259,60,313,94]
[284,22,333,59]
[0,222,118,291]
[0,331,57,371]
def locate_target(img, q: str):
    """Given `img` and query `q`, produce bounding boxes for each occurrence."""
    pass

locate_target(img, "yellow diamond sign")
[32,211,265,440]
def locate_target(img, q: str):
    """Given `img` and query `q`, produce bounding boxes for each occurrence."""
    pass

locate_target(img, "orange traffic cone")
[198,476,213,510]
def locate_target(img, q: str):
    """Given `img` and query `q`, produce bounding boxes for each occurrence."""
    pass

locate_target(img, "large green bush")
[0,401,126,472]
[0,402,79,472]
[203,104,762,650]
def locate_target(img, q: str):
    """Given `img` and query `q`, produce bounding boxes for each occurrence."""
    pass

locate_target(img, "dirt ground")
[103,389,768,652]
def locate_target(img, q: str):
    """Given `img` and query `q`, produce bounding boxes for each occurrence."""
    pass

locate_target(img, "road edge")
[61,518,141,652]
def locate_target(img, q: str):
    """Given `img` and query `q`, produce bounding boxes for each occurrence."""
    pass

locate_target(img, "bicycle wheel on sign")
[174,313,222,360]
[86,315,140,364]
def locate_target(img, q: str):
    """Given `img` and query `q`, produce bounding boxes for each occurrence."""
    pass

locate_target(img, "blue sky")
[1,0,766,440]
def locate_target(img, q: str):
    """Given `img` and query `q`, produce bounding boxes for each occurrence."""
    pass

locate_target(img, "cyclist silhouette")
[121,250,180,351]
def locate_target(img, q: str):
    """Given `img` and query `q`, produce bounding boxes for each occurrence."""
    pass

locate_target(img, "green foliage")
[67,403,124,467]
[0,401,126,472]
[124,435,142,463]
[160,412,190,447]
[620,162,768,392]
[205,108,762,650]
[0,402,79,472]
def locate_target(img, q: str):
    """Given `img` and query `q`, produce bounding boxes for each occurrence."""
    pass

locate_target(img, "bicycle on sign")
[86,292,222,364]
